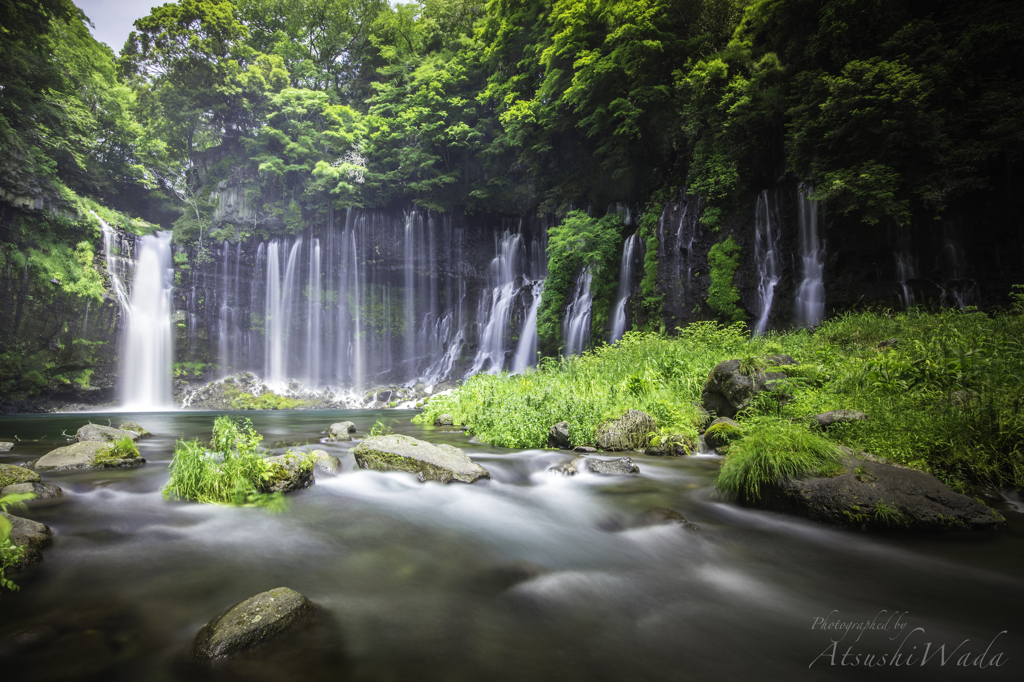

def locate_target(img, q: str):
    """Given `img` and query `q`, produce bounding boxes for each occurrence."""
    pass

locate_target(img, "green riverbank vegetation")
[1,491,35,594]
[417,304,1024,492]
[163,416,307,509]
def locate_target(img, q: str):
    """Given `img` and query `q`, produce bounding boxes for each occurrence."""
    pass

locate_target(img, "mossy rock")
[644,433,694,456]
[595,410,656,451]
[2,512,53,570]
[76,424,140,443]
[353,434,489,484]
[118,421,152,437]
[0,463,40,489]
[192,587,313,662]
[261,453,314,493]
[704,418,743,449]
[33,441,144,472]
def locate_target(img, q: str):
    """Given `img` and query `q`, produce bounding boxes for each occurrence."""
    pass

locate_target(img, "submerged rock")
[262,453,315,493]
[548,455,584,476]
[586,457,640,476]
[547,421,571,449]
[307,449,341,475]
[1,512,53,570]
[0,481,65,501]
[32,441,145,472]
[757,452,1006,531]
[326,422,356,441]
[701,358,792,419]
[0,463,39,488]
[353,434,489,484]
[595,410,656,451]
[192,587,313,662]
[640,507,698,531]
[812,410,868,428]
[75,424,140,443]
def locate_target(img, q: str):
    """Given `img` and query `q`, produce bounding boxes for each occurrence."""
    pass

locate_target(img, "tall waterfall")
[609,234,637,343]
[469,232,522,374]
[563,269,593,356]
[511,281,543,373]
[794,186,825,327]
[101,219,173,409]
[753,191,781,335]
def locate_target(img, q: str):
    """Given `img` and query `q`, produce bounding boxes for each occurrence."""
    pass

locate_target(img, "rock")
[118,421,151,437]
[765,354,797,367]
[75,424,139,443]
[757,452,1006,531]
[2,512,53,570]
[704,417,743,449]
[433,414,454,427]
[0,463,40,488]
[326,422,356,441]
[354,434,489,484]
[547,421,571,448]
[878,338,899,349]
[0,482,65,501]
[548,456,584,476]
[33,441,145,471]
[586,457,640,475]
[192,587,313,662]
[701,359,791,419]
[645,433,693,456]
[572,446,597,453]
[307,449,341,475]
[812,410,868,428]
[640,507,698,531]
[595,410,656,451]
[0,442,13,451]
[262,453,315,493]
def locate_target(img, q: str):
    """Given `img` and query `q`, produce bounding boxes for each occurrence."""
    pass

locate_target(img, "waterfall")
[753,191,781,335]
[609,234,637,344]
[265,239,303,384]
[469,232,522,374]
[306,238,322,384]
[120,233,174,409]
[794,186,825,327]
[563,269,593,356]
[511,281,543,373]
[217,244,230,376]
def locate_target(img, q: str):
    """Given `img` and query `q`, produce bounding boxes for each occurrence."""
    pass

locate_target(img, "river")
[1,410,1020,680]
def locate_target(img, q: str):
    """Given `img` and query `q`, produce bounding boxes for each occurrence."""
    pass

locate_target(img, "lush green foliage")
[715,417,841,500]
[96,436,141,463]
[163,416,294,508]
[536,211,623,355]
[706,236,744,323]
[0,491,34,594]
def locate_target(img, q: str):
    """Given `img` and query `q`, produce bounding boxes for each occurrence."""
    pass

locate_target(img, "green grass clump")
[715,418,842,501]
[224,386,307,410]
[163,417,288,509]
[95,436,140,463]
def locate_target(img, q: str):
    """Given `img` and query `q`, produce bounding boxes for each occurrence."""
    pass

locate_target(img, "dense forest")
[1,0,1022,404]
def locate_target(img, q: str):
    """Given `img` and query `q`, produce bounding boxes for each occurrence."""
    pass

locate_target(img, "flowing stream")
[0,411,1020,680]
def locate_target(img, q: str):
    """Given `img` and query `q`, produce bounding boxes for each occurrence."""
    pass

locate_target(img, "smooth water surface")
[1,411,1020,680]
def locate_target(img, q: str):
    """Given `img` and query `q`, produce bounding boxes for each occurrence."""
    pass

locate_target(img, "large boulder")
[701,357,794,419]
[2,513,53,570]
[433,414,454,427]
[586,457,640,475]
[192,587,313,662]
[0,463,39,488]
[307,449,341,475]
[261,453,315,493]
[353,434,489,484]
[0,481,65,501]
[812,410,868,428]
[32,441,145,472]
[595,410,656,451]
[548,421,571,449]
[75,424,139,443]
[757,451,1006,531]
[326,422,356,441]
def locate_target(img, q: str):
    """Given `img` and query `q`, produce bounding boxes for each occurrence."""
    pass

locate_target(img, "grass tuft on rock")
[163,417,289,510]
[95,436,140,463]
[715,418,842,502]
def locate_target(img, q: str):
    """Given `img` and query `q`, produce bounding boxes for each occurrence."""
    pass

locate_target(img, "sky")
[74,0,163,54]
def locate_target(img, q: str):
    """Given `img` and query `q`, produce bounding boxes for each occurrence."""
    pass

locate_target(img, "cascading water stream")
[609,234,637,344]
[511,281,543,373]
[469,232,522,374]
[753,191,781,335]
[794,186,825,327]
[563,269,593,356]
